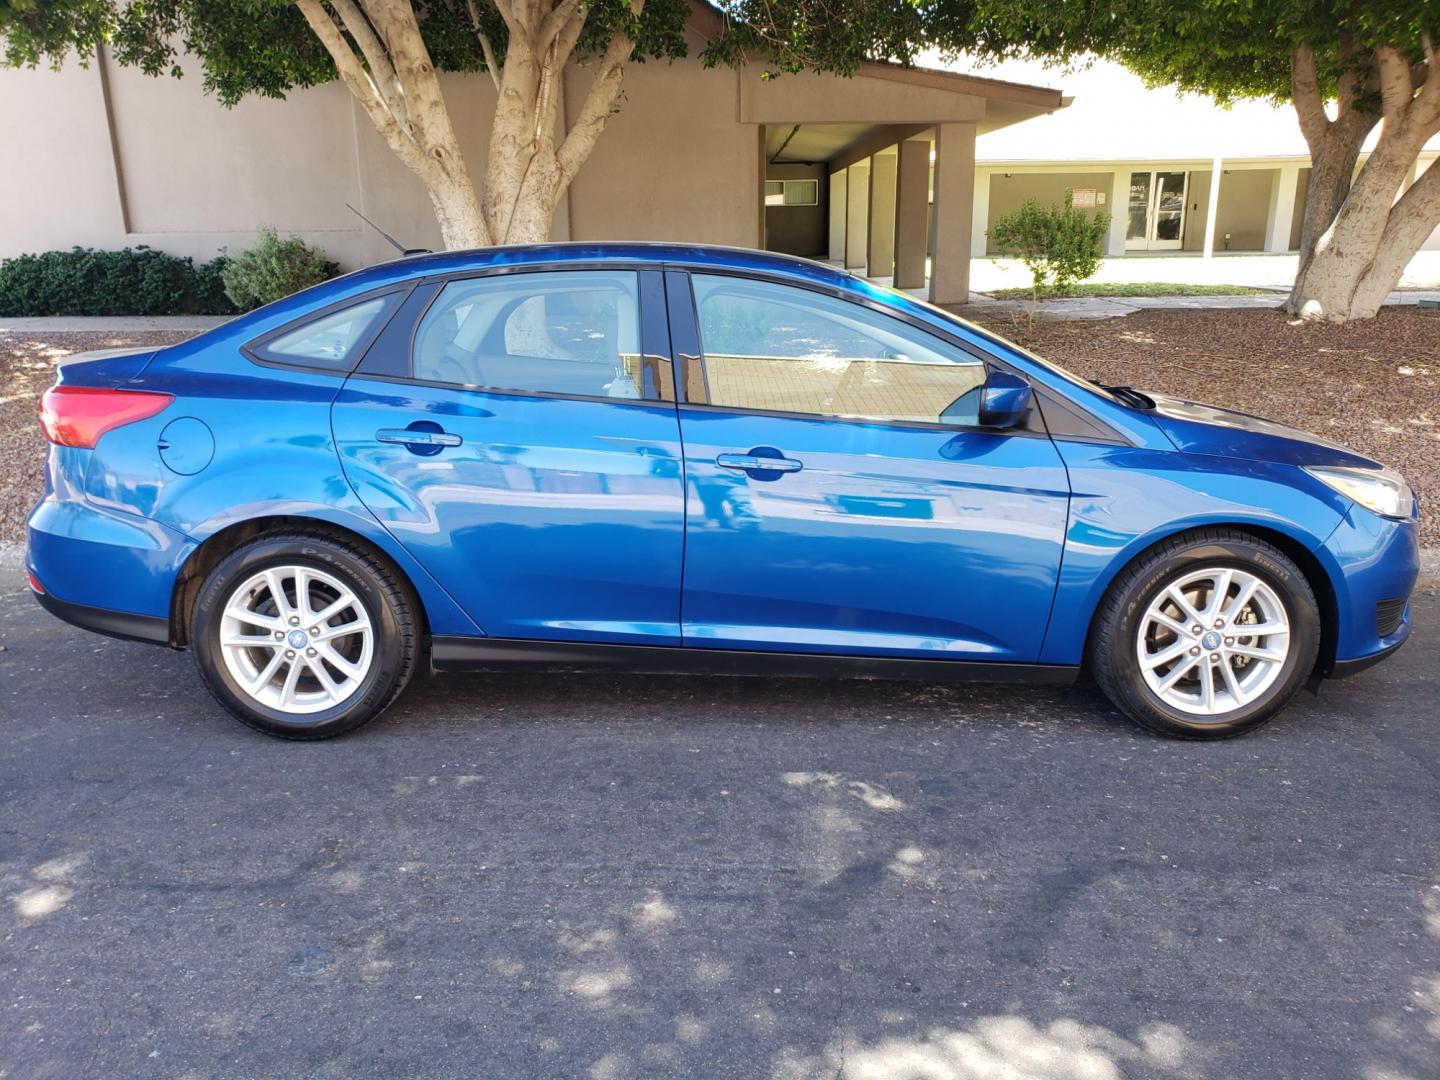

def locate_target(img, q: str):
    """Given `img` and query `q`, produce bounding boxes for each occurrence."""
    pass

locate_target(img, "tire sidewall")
[192,537,407,736]
[1107,540,1320,736]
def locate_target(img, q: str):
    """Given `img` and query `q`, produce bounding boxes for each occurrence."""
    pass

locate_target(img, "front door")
[332,268,686,645]
[669,272,1070,661]
[1126,171,1188,250]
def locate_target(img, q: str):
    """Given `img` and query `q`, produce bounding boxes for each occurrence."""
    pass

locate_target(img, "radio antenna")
[346,204,429,256]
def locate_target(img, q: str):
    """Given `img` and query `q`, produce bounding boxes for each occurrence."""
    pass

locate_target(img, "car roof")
[328,242,860,295]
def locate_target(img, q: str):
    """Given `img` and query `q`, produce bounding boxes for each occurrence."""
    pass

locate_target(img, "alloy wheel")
[218,564,375,714]
[1135,566,1291,718]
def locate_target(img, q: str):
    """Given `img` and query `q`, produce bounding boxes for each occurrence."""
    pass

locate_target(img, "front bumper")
[1329,634,1409,679]
[1320,506,1419,677]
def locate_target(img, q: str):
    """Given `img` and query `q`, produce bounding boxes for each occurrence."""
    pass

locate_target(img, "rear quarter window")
[245,290,405,372]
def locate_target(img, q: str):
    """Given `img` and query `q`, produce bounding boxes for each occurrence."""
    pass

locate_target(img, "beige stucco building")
[0,9,1065,305]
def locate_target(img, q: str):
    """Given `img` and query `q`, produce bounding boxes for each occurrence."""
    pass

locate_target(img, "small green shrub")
[989,192,1111,300]
[0,246,238,316]
[221,226,338,311]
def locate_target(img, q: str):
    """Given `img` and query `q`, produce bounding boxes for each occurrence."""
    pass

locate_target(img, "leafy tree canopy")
[0,0,971,105]
[947,0,1439,106]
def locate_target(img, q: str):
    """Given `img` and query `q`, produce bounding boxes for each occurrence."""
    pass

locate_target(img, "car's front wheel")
[190,532,418,739]
[1089,530,1321,739]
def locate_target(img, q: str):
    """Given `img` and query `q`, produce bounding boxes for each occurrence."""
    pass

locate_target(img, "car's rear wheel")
[191,532,418,739]
[1088,530,1321,739]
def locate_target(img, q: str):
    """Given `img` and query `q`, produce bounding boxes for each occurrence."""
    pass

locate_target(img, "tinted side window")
[413,271,666,401]
[691,275,988,426]
[254,296,394,371]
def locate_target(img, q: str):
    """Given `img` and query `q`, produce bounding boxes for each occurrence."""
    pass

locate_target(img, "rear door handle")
[376,427,462,449]
[716,452,803,473]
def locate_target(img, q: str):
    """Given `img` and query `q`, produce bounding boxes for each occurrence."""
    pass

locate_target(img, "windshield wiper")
[1094,382,1155,410]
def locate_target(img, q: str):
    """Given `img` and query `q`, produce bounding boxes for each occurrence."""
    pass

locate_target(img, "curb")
[0,316,231,333]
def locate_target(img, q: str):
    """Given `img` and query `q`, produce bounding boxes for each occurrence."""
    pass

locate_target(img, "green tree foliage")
[220,227,337,310]
[944,0,1440,320]
[989,193,1109,299]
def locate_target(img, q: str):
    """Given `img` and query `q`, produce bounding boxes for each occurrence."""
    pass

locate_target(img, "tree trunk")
[1284,38,1440,322]
[297,0,642,253]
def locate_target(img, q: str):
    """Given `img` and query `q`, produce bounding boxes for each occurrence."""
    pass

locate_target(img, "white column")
[828,170,847,262]
[845,162,869,270]
[1265,164,1301,252]
[1202,156,1223,259]
[928,121,976,306]
[867,150,898,280]
[1106,171,1128,256]
[971,168,991,258]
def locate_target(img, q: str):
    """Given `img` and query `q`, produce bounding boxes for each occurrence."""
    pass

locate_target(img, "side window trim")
[241,283,414,376]
[677,269,1017,434]
[663,268,705,405]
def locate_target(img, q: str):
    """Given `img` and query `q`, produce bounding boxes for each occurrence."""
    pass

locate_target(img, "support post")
[845,162,869,270]
[893,137,931,290]
[928,121,976,306]
[1265,164,1300,252]
[867,150,898,280]
[1106,171,1128,256]
[1202,156,1223,259]
[971,168,991,258]
[828,170,847,262]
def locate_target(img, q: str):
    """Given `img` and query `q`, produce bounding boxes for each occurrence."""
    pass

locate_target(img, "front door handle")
[377,427,461,447]
[376,425,462,454]
[716,450,803,474]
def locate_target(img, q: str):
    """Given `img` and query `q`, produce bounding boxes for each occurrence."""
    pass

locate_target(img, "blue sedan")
[26,244,1419,739]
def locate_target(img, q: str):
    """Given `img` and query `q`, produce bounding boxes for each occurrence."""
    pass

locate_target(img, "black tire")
[1088,529,1321,739]
[190,531,419,739]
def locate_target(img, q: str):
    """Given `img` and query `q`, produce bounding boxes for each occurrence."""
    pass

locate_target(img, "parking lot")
[2,578,1438,1079]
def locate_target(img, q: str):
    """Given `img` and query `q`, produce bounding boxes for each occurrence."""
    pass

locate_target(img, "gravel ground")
[3,311,1438,544]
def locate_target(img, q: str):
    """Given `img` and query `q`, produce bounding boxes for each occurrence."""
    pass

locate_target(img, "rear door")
[332,267,686,645]
[669,270,1070,661]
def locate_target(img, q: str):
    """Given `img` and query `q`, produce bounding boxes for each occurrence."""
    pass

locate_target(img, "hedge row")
[0,246,237,317]
[0,231,341,317]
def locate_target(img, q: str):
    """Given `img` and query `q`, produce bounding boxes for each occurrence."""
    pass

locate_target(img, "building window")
[764,179,819,207]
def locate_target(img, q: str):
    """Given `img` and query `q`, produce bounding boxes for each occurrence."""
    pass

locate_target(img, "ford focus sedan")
[27,244,1419,740]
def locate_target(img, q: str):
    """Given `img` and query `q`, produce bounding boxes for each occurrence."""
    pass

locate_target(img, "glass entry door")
[1126,171,1188,250]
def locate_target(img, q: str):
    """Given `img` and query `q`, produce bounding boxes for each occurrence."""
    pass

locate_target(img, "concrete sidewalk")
[953,289,1440,322]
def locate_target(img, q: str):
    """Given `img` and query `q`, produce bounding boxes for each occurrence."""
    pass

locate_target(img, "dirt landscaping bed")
[3,308,1437,546]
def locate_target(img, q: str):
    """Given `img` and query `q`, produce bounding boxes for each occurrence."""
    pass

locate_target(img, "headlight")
[1304,465,1415,519]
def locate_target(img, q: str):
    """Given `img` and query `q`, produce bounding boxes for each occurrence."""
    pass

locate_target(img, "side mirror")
[978,370,1034,429]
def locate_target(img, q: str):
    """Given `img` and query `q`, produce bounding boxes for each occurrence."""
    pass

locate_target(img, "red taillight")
[38,386,174,449]
[27,572,45,594]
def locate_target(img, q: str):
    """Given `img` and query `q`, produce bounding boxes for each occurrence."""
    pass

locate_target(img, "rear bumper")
[27,495,194,628]
[31,586,172,646]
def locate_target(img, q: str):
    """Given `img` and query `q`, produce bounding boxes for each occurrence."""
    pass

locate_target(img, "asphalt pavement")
[2,581,1438,1080]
